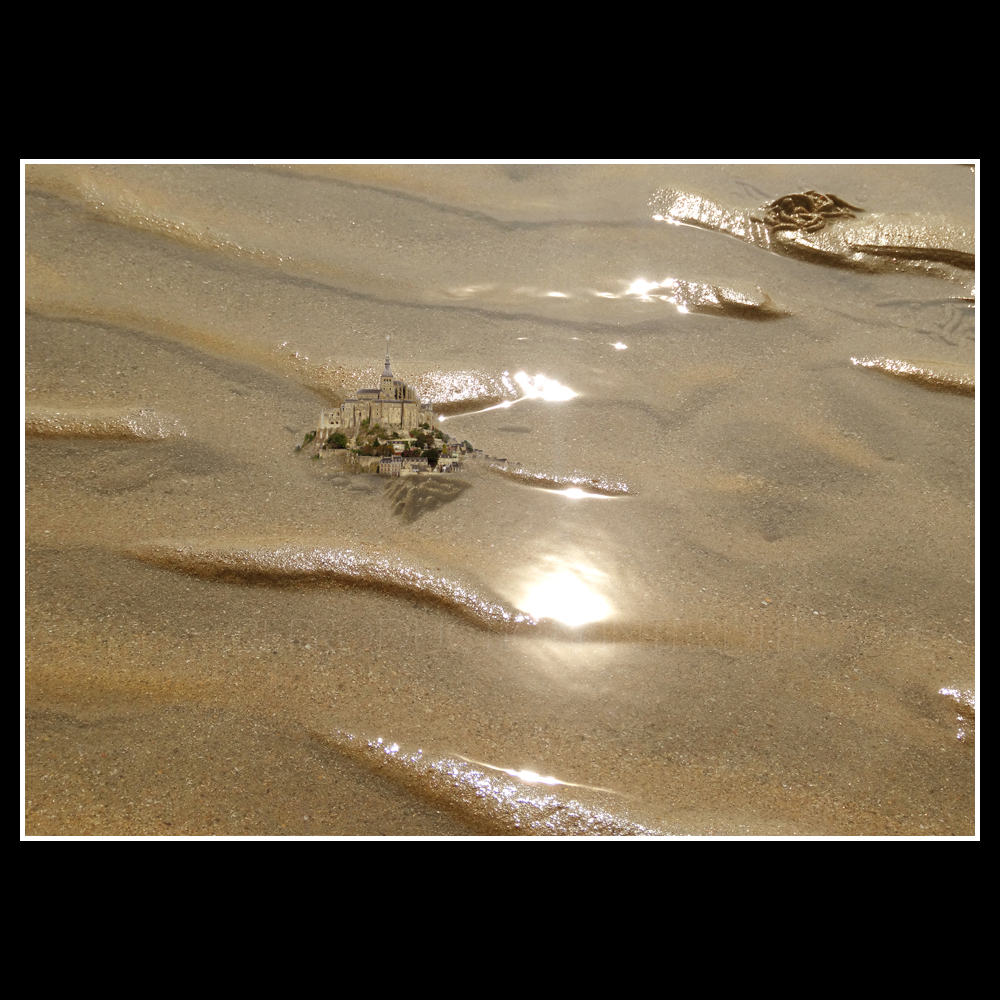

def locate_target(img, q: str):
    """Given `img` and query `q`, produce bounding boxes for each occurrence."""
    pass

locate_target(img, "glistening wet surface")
[24,164,976,836]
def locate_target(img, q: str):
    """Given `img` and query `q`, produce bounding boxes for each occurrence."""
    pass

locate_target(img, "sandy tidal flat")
[24,164,976,836]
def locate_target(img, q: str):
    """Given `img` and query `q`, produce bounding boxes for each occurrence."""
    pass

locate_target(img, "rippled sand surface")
[23,164,977,836]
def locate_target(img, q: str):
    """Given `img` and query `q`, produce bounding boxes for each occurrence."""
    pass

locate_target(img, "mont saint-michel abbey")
[318,341,438,441]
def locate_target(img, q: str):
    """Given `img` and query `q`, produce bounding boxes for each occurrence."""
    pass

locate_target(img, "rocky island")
[300,341,482,476]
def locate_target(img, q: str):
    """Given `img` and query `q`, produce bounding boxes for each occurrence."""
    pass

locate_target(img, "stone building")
[318,341,437,443]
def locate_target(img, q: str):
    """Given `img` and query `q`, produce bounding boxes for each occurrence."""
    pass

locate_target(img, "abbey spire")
[383,336,393,378]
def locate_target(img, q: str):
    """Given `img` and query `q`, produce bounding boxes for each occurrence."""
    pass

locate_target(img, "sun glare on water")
[513,371,577,402]
[520,566,611,627]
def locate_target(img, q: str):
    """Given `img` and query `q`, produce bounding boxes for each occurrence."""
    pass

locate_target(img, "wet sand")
[23,163,977,836]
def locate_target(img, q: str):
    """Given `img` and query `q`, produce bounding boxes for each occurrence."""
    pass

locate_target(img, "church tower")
[380,337,395,398]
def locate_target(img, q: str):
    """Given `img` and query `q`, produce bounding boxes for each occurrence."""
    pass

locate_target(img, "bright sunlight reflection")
[627,278,661,296]
[521,566,611,627]
[508,769,562,785]
[536,487,617,500]
[513,371,578,401]
[466,371,578,415]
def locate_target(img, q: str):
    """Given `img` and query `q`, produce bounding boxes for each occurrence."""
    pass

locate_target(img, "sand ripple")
[327,731,659,836]
[485,461,632,496]
[130,542,539,631]
[25,408,185,440]
[851,356,975,395]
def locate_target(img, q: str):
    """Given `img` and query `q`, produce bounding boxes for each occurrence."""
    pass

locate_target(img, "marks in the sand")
[24,408,185,440]
[844,227,975,271]
[875,297,976,347]
[761,191,864,233]
[851,356,975,396]
[649,187,975,282]
[129,543,539,631]
[385,477,472,522]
